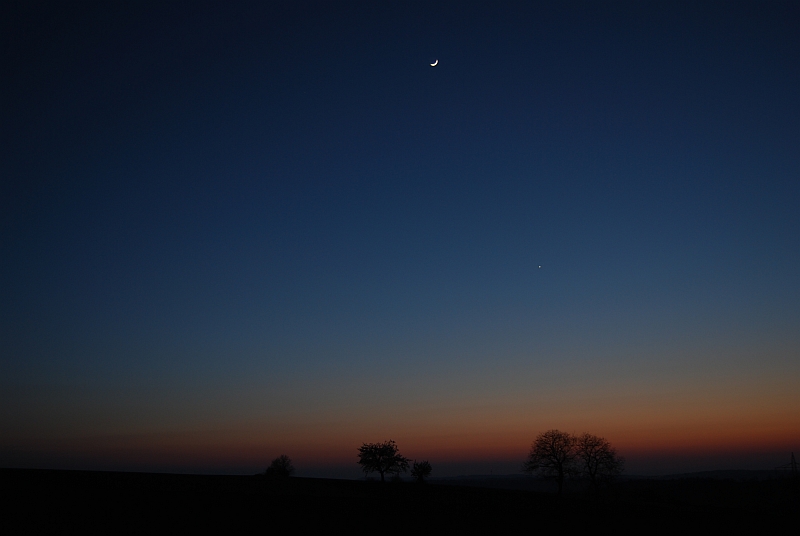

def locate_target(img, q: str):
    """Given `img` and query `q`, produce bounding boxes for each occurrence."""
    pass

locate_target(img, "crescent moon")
[430,59,438,67]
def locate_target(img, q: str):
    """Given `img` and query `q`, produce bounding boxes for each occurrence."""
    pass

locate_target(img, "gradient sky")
[2,1,798,477]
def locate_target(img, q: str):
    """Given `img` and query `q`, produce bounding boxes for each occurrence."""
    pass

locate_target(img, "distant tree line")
[267,430,621,493]
[262,444,433,484]
[357,440,432,483]
[523,429,624,494]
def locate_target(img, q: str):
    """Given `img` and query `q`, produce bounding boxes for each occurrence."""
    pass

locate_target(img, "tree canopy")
[411,460,433,483]
[357,440,409,482]
[265,454,295,479]
[522,429,577,494]
[575,433,624,490]
[523,430,623,494]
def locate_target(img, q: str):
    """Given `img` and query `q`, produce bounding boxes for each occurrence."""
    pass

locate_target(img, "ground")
[2,469,797,533]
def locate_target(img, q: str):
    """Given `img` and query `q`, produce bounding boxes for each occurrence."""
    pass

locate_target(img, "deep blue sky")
[2,1,798,476]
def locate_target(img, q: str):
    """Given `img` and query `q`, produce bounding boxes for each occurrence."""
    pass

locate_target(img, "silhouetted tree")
[522,429,577,495]
[357,440,409,482]
[575,433,624,491]
[265,454,295,479]
[411,460,433,483]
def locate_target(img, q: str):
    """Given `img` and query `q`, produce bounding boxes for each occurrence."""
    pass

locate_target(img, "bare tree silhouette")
[575,433,624,491]
[522,430,577,495]
[357,440,409,482]
[411,460,433,483]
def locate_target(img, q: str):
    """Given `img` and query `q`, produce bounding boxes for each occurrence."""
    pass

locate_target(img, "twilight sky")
[2,1,798,477]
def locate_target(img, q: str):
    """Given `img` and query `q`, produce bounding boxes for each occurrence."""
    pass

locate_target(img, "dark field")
[2,469,797,532]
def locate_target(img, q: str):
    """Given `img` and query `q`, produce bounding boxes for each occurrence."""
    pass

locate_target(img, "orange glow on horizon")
[14,420,795,473]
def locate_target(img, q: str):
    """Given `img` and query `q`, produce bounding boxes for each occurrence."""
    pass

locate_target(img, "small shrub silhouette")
[411,460,432,483]
[265,454,295,479]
